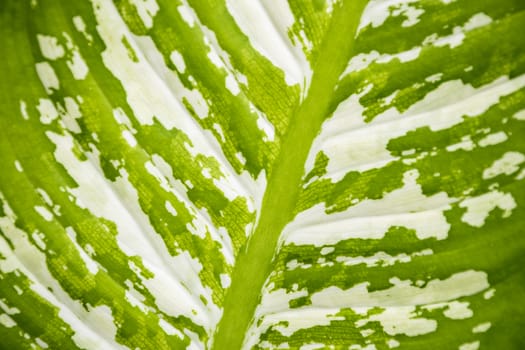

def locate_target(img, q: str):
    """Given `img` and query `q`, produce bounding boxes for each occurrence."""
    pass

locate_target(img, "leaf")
[1,0,524,349]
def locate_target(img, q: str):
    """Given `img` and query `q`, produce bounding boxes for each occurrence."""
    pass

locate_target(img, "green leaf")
[1,0,524,349]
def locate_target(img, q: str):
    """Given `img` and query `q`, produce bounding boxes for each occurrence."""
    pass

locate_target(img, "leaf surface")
[0,0,524,349]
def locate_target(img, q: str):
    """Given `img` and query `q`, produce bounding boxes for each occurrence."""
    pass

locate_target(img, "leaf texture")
[0,0,524,349]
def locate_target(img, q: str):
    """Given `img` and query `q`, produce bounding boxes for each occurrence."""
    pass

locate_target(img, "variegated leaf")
[0,0,524,349]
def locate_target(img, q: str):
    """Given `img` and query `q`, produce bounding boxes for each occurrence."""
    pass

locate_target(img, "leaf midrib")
[211,1,369,349]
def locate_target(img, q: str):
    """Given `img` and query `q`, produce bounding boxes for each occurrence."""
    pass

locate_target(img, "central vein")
[211,1,368,348]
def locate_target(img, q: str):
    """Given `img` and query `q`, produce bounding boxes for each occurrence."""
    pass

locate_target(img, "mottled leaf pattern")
[0,0,524,349]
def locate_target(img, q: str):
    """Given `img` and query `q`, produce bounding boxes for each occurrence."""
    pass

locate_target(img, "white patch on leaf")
[225,75,240,95]
[428,13,492,49]
[35,62,59,93]
[92,2,184,129]
[300,344,327,350]
[170,50,186,73]
[212,123,225,142]
[83,306,123,346]
[129,0,159,29]
[387,339,400,348]
[357,306,436,336]
[64,97,82,119]
[259,0,312,85]
[320,246,334,255]
[0,314,16,328]
[310,270,489,308]
[137,254,212,325]
[483,152,525,179]
[165,200,178,216]
[72,16,93,42]
[478,131,507,147]
[459,191,516,227]
[34,206,53,222]
[358,0,392,31]
[220,273,231,289]
[20,100,29,120]
[513,109,525,120]
[35,338,49,349]
[37,34,65,60]
[14,160,23,172]
[285,169,452,246]
[459,341,480,350]
[442,301,473,319]
[66,49,89,80]
[122,130,137,147]
[316,75,525,180]
[342,48,423,75]
[472,322,491,333]
[177,4,196,27]
[359,0,423,31]
[252,103,275,142]
[226,0,304,86]
[426,73,443,83]
[159,318,184,338]
[65,227,99,274]
[483,288,495,299]
[112,107,134,129]
[446,136,475,152]
[37,98,59,124]
[393,2,424,27]
[334,249,432,268]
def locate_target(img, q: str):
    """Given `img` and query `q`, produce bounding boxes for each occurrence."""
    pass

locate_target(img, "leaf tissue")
[0,0,524,349]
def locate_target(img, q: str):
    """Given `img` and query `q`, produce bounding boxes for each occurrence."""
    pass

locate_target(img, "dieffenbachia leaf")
[1,0,524,349]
